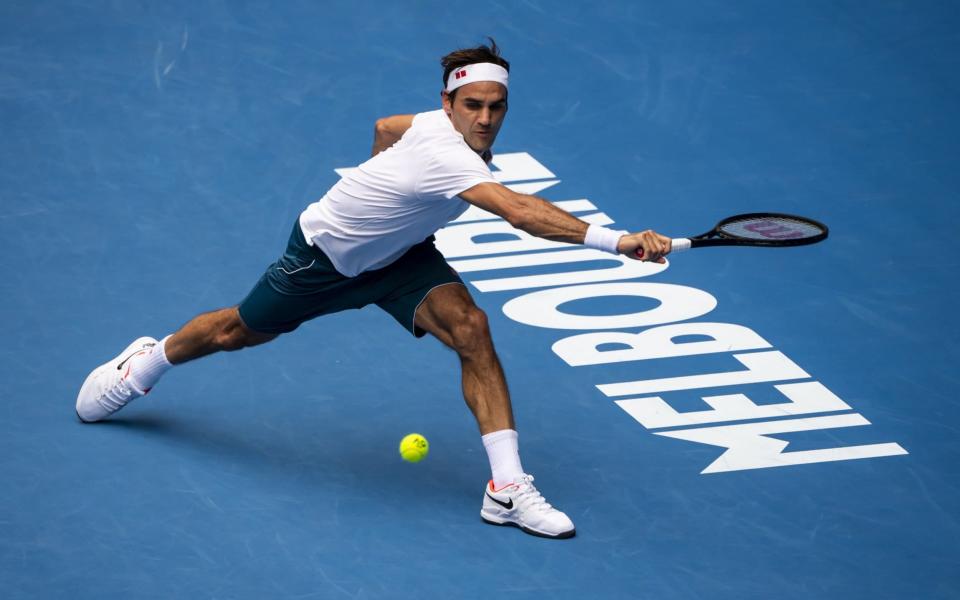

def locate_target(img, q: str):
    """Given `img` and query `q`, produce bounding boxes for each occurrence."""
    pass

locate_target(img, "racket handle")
[634,238,692,258]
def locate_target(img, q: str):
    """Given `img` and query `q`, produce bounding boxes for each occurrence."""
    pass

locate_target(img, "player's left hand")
[619,230,671,263]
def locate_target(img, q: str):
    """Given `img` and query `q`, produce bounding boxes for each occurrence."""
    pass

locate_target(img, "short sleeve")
[417,144,496,200]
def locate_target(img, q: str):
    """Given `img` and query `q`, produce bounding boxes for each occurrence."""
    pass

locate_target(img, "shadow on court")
[90,411,481,504]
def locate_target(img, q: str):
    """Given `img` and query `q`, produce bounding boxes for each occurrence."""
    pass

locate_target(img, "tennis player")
[76,40,672,539]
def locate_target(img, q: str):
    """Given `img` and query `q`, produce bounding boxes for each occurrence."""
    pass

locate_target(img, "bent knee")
[449,307,492,356]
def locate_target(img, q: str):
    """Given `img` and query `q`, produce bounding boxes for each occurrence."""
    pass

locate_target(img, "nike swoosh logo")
[486,493,513,510]
[116,343,156,371]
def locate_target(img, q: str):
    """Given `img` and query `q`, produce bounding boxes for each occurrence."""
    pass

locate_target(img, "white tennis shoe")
[76,337,157,422]
[481,474,576,539]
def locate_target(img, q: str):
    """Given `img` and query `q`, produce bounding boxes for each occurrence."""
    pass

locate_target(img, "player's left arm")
[371,114,415,156]
[459,182,671,262]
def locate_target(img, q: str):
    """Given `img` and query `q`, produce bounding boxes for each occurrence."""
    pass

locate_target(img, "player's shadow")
[92,412,481,504]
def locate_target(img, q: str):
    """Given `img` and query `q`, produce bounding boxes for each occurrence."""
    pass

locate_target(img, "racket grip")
[634,238,692,258]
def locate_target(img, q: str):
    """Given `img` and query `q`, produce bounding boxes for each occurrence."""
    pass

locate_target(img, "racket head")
[701,212,829,247]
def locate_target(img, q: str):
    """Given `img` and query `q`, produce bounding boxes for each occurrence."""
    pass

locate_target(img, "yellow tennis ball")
[399,433,429,463]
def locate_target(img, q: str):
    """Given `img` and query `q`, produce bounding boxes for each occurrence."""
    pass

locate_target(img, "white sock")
[128,335,173,392]
[482,429,524,489]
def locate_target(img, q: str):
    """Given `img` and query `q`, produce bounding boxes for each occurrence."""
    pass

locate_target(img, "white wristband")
[584,224,627,255]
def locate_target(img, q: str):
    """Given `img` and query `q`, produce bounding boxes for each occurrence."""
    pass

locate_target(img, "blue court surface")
[2,1,959,598]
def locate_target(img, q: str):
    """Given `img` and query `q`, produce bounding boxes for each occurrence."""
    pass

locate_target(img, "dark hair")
[440,38,510,100]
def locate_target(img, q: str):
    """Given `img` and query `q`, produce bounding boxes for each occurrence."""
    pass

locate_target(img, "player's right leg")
[164,306,277,364]
[75,308,276,423]
[76,219,358,422]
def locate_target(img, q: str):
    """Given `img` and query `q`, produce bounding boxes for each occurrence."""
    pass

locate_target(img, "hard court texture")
[1,1,958,599]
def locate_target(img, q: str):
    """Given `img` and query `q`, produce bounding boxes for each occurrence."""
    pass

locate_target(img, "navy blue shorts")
[238,221,464,337]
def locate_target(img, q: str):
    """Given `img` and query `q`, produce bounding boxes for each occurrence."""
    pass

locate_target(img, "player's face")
[442,81,508,154]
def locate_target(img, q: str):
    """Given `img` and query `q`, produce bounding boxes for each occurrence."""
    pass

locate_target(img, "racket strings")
[718,217,825,241]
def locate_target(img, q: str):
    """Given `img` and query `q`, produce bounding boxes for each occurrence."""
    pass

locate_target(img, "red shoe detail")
[489,480,516,493]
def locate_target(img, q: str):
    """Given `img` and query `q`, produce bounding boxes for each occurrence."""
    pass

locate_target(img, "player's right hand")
[619,230,671,263]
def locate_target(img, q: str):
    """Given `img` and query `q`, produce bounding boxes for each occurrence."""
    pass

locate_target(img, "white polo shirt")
[299,109,496,276]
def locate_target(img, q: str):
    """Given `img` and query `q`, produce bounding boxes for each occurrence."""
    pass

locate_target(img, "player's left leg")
[414,283,575,539]
[413,283,513,435]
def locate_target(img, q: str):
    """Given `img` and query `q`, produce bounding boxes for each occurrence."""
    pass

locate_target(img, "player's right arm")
[371,114,415,156]
[459,182,671,262]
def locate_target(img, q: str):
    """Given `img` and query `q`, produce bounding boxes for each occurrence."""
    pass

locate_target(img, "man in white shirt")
[76,40,672,540]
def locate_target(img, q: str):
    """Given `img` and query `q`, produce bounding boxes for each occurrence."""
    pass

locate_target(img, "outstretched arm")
[371,114,415,156]
[458,182,672,262]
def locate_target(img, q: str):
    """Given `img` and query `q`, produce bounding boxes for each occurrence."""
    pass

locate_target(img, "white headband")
[445,62,509,93]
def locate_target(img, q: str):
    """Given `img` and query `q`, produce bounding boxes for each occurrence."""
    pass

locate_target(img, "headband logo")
[455,69,467,79]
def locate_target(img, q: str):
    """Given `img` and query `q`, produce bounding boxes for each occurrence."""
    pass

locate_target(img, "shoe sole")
[480,513,576,540]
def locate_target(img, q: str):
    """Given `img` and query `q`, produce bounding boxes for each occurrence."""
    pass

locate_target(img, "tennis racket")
[636,212,828,258]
